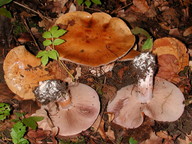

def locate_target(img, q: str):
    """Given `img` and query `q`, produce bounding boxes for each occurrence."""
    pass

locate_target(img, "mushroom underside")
[34,83,100,136]
[107,77,185,129]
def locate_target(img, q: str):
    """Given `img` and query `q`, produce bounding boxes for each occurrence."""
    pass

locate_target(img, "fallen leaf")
[183,26,192,36]
[132,0,149,13]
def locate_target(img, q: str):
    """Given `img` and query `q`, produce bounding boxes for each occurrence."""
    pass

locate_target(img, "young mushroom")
[3,46,67,100]
[33,80,100,136]
[107,52,185,129]
[53,11,135,67]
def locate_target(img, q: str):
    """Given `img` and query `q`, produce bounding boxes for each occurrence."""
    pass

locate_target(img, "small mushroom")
[107,53,185,129]
[152,37,189,83]
[33,80,100,136]
[54,11,135,67]
[3,46,67,100]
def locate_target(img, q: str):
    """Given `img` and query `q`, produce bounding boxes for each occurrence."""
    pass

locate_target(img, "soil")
[0,0,192,143]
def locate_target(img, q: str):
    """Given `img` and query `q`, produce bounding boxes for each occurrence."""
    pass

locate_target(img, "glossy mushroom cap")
[34,82,100,136]
[3,46,66,100]
[54,11,135,67]
[107,77,185,129]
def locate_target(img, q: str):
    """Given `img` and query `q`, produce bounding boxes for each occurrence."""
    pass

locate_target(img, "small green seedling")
[42,26,67,46]
[77,0,101,7]
[0,103,11,121]
[11,121,29,144]
[131,27,153,51]
[36,49,59,66]
[11,112,44,144]
[0,0,12,18]
[36,26,67,66]
[129,137,138,144]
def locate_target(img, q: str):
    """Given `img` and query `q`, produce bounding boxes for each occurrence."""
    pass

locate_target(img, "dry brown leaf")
[183,26,192,36]
[140,132,162,144]
[132,0,150,13]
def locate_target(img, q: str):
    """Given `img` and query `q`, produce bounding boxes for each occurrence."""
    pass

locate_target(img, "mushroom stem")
[57,92,72,108]
[137,67,154,103]
[133,52,156,103]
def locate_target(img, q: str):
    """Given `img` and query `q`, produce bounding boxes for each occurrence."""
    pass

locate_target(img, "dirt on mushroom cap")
[34,83,100,136]
[54,11,135,67]
[3,46,67,100]
[107,77,185,129]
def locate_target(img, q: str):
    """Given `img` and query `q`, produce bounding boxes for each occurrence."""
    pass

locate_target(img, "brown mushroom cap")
[34,83,100,136]
[152,37,189,82]
[3,46,67,100]
[107,77,185,129]
[54,11,135,67]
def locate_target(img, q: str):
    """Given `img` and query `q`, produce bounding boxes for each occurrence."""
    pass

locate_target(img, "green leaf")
[17,138,29,144]
[53,38,65,46]
[14,112,26,118]
[91,0,101,5]
[11,122,28,144]
[85,0,91,7]
[22,116,43,130]
[36,51,48,58]
[50,26,59,34]
[77,0,84,5]
[0,0,12,7]
[41,55,49,66]
[0,8,12,18]
[129,137,138,144]
[0,103,11,120]
[42,31,52,38]
[47,50,59,60]
[43,39,52,46]
[52,29,67,38]
[142,38,153,51]
[131,27,150,38]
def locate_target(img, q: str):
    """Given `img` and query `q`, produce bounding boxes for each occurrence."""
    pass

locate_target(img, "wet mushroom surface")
[54,11,135,67]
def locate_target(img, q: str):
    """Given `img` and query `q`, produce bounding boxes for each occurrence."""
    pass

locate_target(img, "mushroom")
[53,11,135,67]
[152,37,189,83]
[33,80,100,136]
[107,52,185,129]
[3,46,67,100]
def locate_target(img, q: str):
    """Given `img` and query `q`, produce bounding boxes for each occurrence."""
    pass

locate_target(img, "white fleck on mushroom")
[33,80,100,136]
[107,52,185,129]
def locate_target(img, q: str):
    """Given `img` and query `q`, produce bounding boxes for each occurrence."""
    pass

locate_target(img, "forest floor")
[0,0,192,144]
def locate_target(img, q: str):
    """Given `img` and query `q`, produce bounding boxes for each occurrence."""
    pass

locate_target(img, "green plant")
[131,27,153,51]
[0,0,12,18]
[11,112,44,144]
[77,0,101,7]
[129,137,138,144]
[0,103,11,121]
[36,26,67,66]
[11,121,29,144]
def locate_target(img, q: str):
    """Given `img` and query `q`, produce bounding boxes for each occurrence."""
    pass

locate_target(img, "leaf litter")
[0,0,192,143]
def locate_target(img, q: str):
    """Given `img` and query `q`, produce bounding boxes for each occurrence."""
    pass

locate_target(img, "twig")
[13,1,50,21]
[22,18,41,51]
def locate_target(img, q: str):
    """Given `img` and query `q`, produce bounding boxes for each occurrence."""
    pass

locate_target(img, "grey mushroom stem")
[133,52,156,103]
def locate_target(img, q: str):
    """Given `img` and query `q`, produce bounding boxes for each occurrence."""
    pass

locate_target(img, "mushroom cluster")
[53,11,136,67]
[107,52,185,128]
[33,80,100,136]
